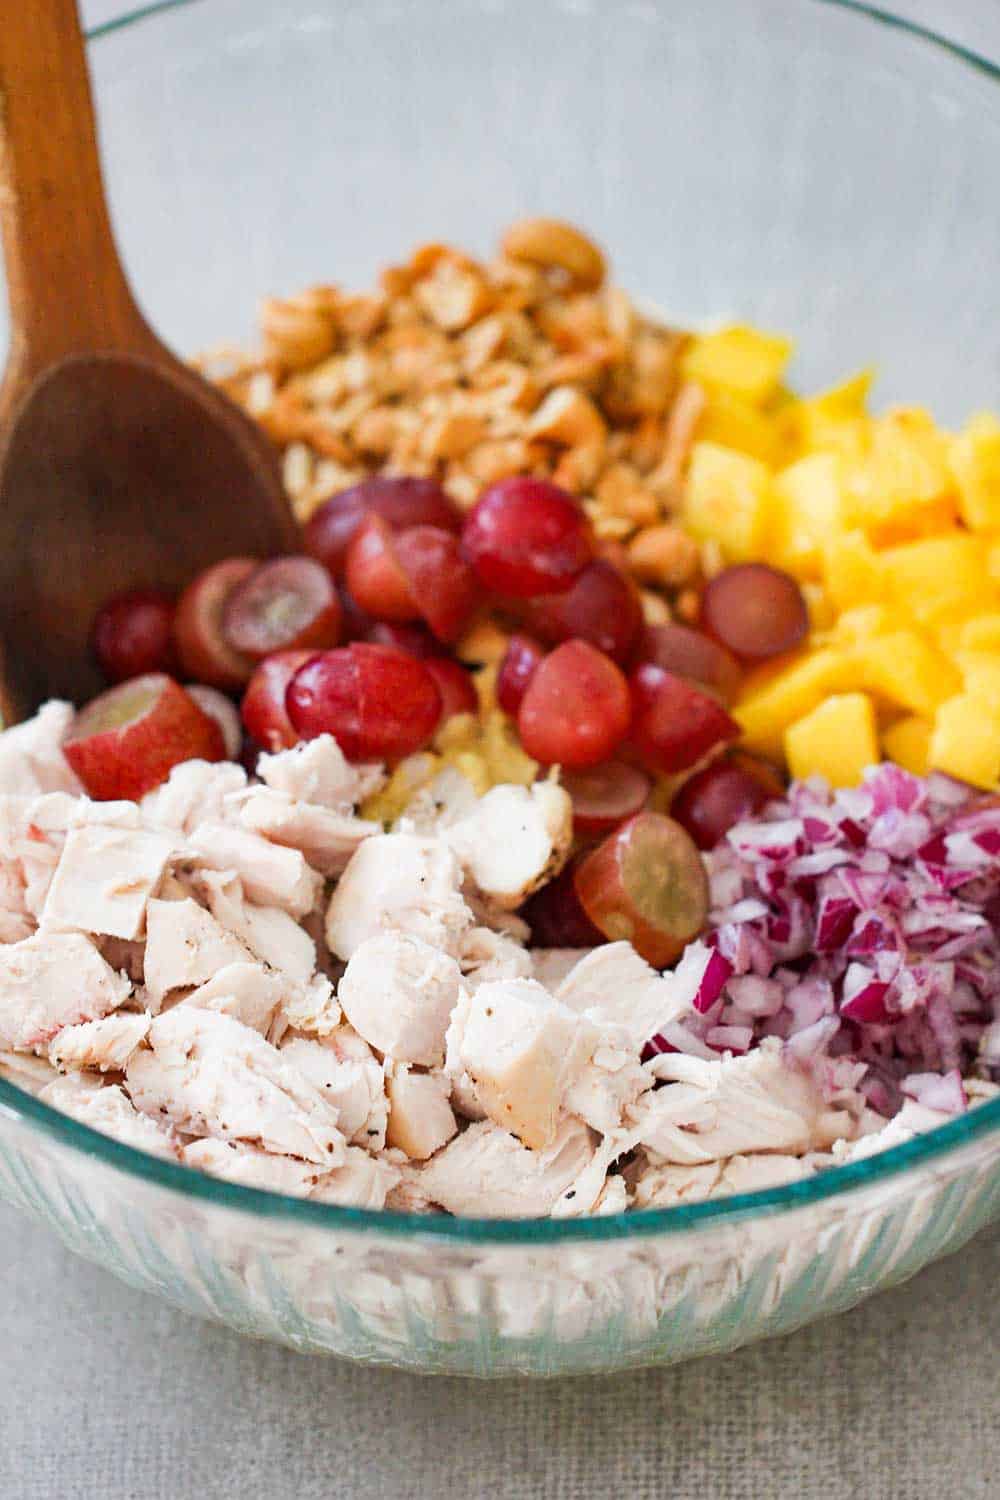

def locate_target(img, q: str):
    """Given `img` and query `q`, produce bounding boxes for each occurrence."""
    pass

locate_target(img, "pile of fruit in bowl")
[1,222,998,1219]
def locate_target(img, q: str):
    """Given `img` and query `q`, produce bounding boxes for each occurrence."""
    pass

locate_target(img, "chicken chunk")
[386,1066,458,1160]
[556,942,690,1050]
[325,834,471,961]
[445,782,572,909]
[126,1007,346,1165]
[188,821,322,917]
[141,760,247,835]
[632,1151,818,1208]
[181,1138,335,1196]
[338,933,462,1066]
[257,735,380,810]
[239,786,379,876]
[458,927,534,988]
[0,1049,60,1095]
[178,962,286,1036]
[309,1146,401,1208]
[0,932,131,1050]
[447,978,598,1149]
[832,1099,951,1163]
[564,1033,651,1136]
[530,948,593,991]
[48,1012,152,1073]
[143,897,253,1006]
[39,1076,179,1161]
[280,1030,388,1148]
[417,1118,594,1218]
[0,701,82,797]
[277,974,342,1040]
[194,868,317,987]
[41,824,175,940]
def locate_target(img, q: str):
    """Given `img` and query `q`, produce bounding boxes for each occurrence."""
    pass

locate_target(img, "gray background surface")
[3,3,1000,1498]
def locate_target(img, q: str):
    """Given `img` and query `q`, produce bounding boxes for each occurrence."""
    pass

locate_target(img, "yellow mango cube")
[959,614,1000,653]
[950,412,1000,531]
[880,533,997,627]
[802,582,837,632]
[772,452,848,580]
[831,605,906,642]
[846,408,957,546]
[683,442,774,561]
[697,389,781,464]
[882,716,932,777]
[929,696,1000,790]
[785,693,879,787]
[954,650,1000,706]
[854,632,961,717]
[821,530,884,612]
[735,648,857,758]
[785,370,874,463]
[680,325,793,407]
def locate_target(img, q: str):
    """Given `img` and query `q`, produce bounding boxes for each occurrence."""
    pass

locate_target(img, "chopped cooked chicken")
[277,973,342,1040]
[0,1048,60,1095]
[49,1012,152,1073]
[630,1040,857,1165]
[530,948,593,991]
[280,1029,388,1148]
[194,868,316,986]
[39,1075,179,1160]
[141,760,248,835]
[0,702,82,797]
[831,1099,951,1163]
[632,1151,819,1208]
[564,1032,651,1135]
[143,897,253,1005]
[399,766,479,834]
[126,1007,347,1165]
[181,1138,335,1196]
[178,962,286,1035]
[385,1065,458,1160]
[447,978,598,1149]
[445,782,572,909]
[338,933,462,1066]
[41,824,175,940]
[458,927,534,988]
[239,786,378,876]
[257,735,381,810]
[417,1117,594,1218]
[326,833,471,960]
[556,942,689,1051]
[309,1146,401,1208]
[188,821,322,917]
[0,932,131,1050]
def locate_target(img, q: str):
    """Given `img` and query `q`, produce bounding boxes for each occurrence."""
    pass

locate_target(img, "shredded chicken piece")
[239,786,378,876]
[445,782,572,909]
[49,1012,152,1073]
[280,1029,388,1148]
[0,932,131,1050]
[39,1076,179,1160]
[41,824,175,940]
[325,833,471,960]
[417,1117,594,1218]
[188,821,322,917]
[338,933,462,1066]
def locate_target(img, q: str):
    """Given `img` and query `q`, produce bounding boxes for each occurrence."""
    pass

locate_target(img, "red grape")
[700,563,808,661]
[394,526,478,643]
[561,760,652,837]
[670,754,784,851]
[638,621,742,704]
[629,664,739,774]
[185,685,242,759]
[63,675,224,801]
[496,634,545,716]
[91,588,177,684]
[522,862,604,948]
[461,477,592,597]
[240,649,315,751]
[364,620,437,657]
[518,640,630,769]
[286,643,442,762]
[304,477,460,577]
[424,657,478,724]
[344,515,419,622]
[574,811,709,967]
[173,558,258,690]
[525,559,641,665]
[222,556,342,658]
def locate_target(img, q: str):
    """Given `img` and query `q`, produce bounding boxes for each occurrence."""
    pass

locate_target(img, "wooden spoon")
[0,0,299,723]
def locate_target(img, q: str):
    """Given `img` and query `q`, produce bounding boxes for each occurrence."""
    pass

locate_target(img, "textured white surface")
[3,2,1000,1497]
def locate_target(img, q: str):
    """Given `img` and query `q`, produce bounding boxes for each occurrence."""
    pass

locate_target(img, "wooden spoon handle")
[0,0,150,372]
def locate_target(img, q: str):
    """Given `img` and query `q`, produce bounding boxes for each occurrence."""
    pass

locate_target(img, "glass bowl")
[1,0,999,1375]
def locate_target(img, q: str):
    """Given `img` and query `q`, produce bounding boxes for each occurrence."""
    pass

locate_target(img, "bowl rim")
[2,0,992,1246]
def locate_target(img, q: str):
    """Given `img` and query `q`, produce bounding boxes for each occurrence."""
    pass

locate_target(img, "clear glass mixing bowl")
[1,0,999,1375]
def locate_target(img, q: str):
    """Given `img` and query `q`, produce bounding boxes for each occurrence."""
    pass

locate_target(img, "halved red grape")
[185,685,242,759]
[496,634,545,716]
[518,640,630,769]
[574,811,709,966]
[304,477,460,577]
[461,477,592,597]
[394,526,478,643]
[525,559,641,665]
[638,622,742,704]
[424,657,478,724]
[629,664,739,774]
[522,862,603,948]
[91,588,177,684]
[222,556,341,659]
[240,650,315,752]
[344,515,419,622]
[561,760,652,837]
[700,563,808,661]
[286,643,442,762]
[63,674,225,801]
[670,754,784,850]
[173,558,258,690]
[365,620,437,657]
[337,583,374,642]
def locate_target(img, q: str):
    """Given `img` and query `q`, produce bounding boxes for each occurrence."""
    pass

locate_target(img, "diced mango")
[880,533,997,627]
[854,632,961,717]
[929,696,1000,790]
[697,389,781,464]
[954,650,1000,707]
[772,453,848,580]
[680,325,793,407]
[821,530,884,612]
[802,582,837,632]
[959,615,1000,653]
[784,693,878,787]
[988,538,1000,585]
[882,716,932,777]
[950,412,1000,531]
[830,605,907,643]
[845,408,957,546]
[683,442,774,561]
[734,648,857,759]
[783,370,874,463]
